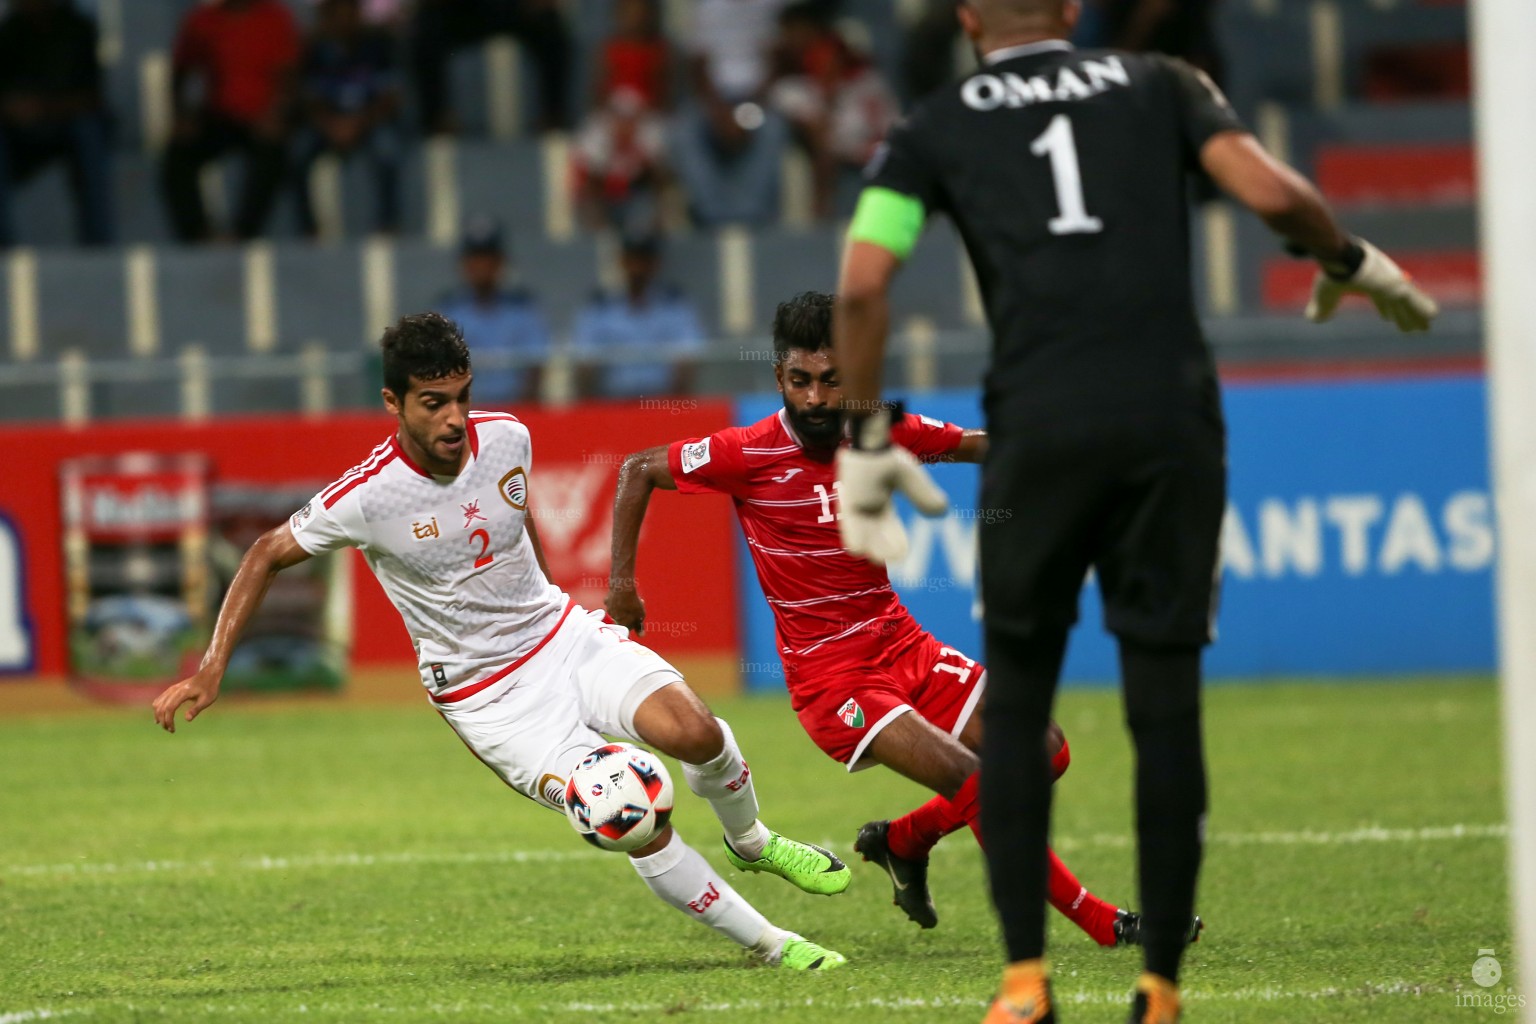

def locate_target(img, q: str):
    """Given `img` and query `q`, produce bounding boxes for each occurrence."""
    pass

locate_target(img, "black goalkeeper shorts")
[977,414,1226,648]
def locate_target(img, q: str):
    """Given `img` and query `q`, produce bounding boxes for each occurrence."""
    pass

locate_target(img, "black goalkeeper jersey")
[867,40,1245,431]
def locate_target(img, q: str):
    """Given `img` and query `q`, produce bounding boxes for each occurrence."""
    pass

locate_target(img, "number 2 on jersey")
[1031,114,1102,236]
[469,528,494,568]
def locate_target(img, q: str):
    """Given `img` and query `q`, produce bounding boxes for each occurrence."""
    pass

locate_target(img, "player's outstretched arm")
[952,429,988,464]
[607,444,677,634]
[1200,132,1438,333]
[835,238,949,564]
[835,240,899,410]
[524,507,553,582]
[152,524,312,733]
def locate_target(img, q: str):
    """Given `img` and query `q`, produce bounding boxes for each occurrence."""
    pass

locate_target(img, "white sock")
[682,717,771,860]
[629,831,786,953]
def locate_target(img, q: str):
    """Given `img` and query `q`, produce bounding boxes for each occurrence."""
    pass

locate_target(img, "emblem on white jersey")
[499,466,528,510]
[290,502,313,531]
[411,517,441,540]
[461,500,487,528]
[680,439,711,474]
[771,467,803,483]
[838,698,865,728]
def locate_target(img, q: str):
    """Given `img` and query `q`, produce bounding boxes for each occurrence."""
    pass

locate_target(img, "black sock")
[980,624,1068,963]
[1121,640,1207,983]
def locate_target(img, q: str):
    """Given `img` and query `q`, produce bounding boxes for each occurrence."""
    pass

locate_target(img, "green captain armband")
[847,187,927,261]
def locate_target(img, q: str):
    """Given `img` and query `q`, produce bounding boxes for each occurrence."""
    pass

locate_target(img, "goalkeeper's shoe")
[724,831,851,896]
[1112,910,1204,947]
[1127,973,1181,1023]
[983,962,1055,1023]
[854,819,938,929]
[777,936,848,972]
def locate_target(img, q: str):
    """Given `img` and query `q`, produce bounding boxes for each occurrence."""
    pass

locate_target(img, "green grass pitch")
[0,678,1513,1022]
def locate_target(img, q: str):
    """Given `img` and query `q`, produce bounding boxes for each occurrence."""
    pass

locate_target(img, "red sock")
[1051,736,1071,780]
[887,772,979,861]
[1047,847,1121,946]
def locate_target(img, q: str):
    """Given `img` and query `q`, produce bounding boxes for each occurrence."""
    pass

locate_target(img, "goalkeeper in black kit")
[828,1,1437,1022]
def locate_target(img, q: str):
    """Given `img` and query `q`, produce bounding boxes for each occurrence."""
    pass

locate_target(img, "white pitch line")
[1046,822,1510,854]
[2,823,1506,880]
[563,980,1457,1012]
[0,980,1464,1022]
[3,847,606,878]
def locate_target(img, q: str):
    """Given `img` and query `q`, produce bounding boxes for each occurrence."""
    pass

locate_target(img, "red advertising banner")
[0,402,738,688]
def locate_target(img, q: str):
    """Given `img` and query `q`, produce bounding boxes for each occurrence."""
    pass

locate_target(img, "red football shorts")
[794,631,986,770]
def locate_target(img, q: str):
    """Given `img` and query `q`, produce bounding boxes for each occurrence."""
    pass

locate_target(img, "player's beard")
[784,401,843,449]
[404,420,465,473]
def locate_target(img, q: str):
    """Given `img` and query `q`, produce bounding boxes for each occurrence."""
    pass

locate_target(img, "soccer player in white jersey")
[151,312,851,971]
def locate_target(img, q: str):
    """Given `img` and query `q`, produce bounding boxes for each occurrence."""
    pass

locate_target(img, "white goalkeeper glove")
[1307,237,1439,333]
[835,406,949,565]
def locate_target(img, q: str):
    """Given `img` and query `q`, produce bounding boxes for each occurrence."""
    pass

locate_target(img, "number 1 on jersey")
[1031,114,1102,236]
[813,483,840,524]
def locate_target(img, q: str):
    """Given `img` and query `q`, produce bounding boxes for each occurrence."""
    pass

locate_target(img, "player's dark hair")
[380,312,472,397]
[771,291,834,358]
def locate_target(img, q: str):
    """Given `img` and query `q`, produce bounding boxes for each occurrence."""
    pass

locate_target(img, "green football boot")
[778,936,848,971]
[724,830,852,895]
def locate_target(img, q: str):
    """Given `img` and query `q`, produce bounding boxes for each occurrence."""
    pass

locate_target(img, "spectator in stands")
[573,228,705,400]
[0,0,113,247]
[769,3,898,219]
[161,0,300,243]
[592,0,673,112]
[573,87,669,232]
[436,217,551,406]
[293,0,403,237]
[671,0,791,227]
[571,0,674,232]
[1085,0,1225,82]
[411,0,572,135]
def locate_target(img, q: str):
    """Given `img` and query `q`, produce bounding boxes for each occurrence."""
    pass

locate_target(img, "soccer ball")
[562,743,674,852]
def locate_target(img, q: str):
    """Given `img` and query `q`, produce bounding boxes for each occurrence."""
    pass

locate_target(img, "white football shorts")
[434,606,683,810]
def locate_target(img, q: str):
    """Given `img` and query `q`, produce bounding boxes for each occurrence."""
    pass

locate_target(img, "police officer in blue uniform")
[573,229,706,400]
[436,216,552,406]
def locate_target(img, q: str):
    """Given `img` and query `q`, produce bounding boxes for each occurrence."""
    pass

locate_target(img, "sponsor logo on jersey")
[411,517,440,540]
[838,698,865,728]
[461,500,486,528]
[770,467,804,483]
[680,439,711,474]
[431,663,447,685]
[499,467,528,510]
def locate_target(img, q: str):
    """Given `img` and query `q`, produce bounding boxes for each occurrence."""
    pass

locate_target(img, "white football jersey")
[290,412,570,709]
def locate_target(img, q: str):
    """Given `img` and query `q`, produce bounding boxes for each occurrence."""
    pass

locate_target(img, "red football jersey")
[668,409,964,695]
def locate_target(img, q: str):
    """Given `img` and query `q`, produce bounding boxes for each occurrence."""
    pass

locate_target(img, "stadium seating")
[0,0,1480,424]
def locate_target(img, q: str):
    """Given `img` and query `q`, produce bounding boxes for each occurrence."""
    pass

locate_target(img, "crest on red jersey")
[838,698,865,728]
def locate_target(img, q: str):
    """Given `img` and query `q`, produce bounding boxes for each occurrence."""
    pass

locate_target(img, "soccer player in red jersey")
[608,291,1182,946]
